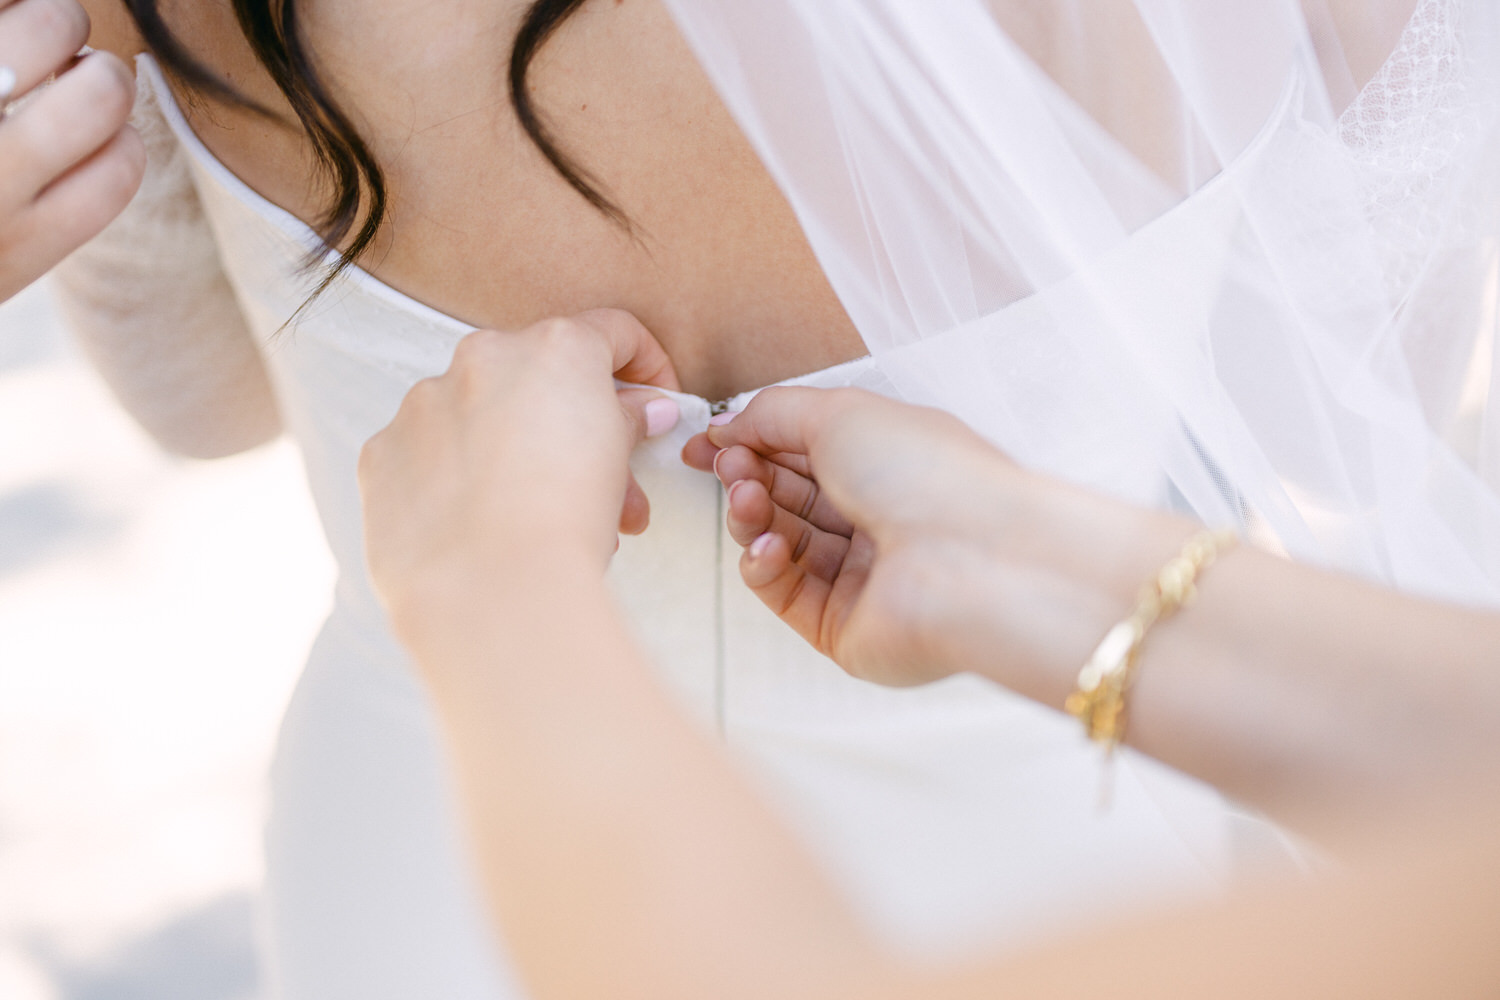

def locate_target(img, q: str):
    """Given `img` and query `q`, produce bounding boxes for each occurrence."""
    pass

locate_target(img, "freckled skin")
[85,0,866,400]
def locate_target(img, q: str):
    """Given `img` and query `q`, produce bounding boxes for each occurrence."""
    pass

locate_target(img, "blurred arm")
[50,15,280,459]
[414,554,893,1000]
[416,544,1500,1000]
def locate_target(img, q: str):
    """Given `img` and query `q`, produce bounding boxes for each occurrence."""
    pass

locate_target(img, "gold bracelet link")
[1065,528,1237,752]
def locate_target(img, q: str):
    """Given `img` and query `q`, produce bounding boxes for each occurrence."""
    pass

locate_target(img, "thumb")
[574,309,682,391]
[617,388,681,449]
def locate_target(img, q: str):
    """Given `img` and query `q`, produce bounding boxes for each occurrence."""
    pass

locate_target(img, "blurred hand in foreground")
[0,0,143,302]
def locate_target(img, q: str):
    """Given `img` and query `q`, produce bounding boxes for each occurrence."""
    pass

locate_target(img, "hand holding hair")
[0,0,143,303]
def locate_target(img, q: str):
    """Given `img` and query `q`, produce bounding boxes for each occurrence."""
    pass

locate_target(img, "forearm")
[954,489,1500,827]
[406,555,893,1000]
[941,786,1500,1000]
[405,548,1500,1000]
[1124,544,1500,823]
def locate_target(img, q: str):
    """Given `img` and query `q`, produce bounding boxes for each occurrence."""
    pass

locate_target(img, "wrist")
[942,477,1203,706]
[382,535,605,663]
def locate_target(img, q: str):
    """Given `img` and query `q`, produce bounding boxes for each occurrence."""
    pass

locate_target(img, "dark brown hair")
[121,0,620,293]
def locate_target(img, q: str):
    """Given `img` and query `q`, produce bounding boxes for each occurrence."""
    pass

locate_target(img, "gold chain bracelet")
[1065,528,1237,753]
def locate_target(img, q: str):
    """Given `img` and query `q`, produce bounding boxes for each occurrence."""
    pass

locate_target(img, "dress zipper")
[709,398,729,736]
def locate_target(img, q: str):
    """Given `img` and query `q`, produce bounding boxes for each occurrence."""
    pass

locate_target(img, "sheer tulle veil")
[661,0,1500,607]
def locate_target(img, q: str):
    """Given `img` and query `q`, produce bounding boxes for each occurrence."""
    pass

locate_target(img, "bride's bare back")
[88,0,864,401]
[85,0,1418,402]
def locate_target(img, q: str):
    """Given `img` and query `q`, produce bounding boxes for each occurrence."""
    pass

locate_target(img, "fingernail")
[749,533,775,559]
[712,448,727,481]
[644,398,680,437]
[709,411,739,426]
[727,479,748,504]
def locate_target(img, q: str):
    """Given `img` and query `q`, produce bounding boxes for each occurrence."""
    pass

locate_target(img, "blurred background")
[0,281,334,999]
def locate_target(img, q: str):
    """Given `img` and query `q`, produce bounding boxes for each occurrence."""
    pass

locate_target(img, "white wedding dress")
[53,1,1499,996]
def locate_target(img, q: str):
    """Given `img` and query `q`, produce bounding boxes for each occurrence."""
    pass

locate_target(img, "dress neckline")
[141,53,479,337]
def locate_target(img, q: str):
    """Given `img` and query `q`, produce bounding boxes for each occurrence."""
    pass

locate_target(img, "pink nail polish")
[750,533,775,559]
[709,411,738,426]
[644,398,680,437]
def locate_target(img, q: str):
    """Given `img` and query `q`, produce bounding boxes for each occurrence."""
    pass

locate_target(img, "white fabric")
[50,69,279,459]
[47,53,1294,999]
[660,0,1500,609]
